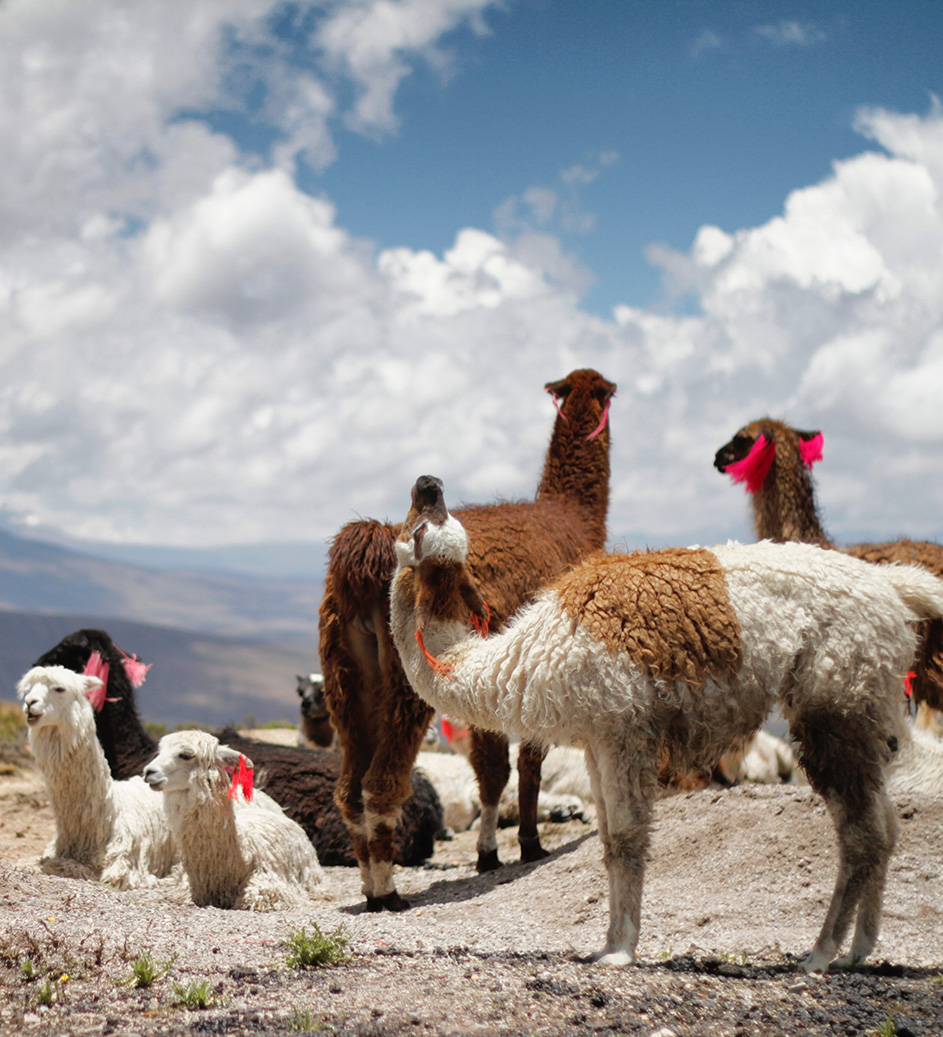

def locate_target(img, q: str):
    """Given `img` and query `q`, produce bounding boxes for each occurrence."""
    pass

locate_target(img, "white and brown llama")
[319,369,615,911]
[714,419,943,713]
[389,475,943,970]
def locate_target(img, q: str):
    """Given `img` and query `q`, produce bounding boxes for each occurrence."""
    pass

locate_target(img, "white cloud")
[755,21,827,47]
[1,3,942,556]
[690,29,723,57]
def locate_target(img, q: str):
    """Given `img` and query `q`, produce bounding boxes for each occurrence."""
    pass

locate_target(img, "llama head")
[297,672,328,722]
[143,730,252,802]
[17,665,103,734]
[714,419,823,493]
[545,369,617,441]
[395,475,469,570]
[394,476,490,647]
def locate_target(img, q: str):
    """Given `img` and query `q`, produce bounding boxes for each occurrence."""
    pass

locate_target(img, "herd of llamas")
[10,367,943,972]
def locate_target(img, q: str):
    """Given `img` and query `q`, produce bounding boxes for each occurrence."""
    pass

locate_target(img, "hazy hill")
[0,527,322,643]
[0,527,324,728]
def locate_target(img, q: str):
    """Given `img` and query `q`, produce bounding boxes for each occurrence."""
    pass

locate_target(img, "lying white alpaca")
[18,666,176,889]
[390,476,943,972]
[886,723,943,795]
[143,731,331,911]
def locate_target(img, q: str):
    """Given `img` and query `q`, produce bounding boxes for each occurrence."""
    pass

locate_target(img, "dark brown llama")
[34,628,442,866]
[319,369,615,911]
[714,419,943,710]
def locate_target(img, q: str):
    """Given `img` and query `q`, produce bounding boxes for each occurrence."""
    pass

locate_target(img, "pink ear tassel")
[82,652,112,712]
[798,432,823,470]
[117,646,151,688]
[228,755,254,802]
[724,434,776,495]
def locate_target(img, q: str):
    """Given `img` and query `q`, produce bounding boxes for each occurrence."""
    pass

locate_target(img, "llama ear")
[82,675,107,711]
[458,567,490,636]
[797,430,823,469]
[217,745,245,770]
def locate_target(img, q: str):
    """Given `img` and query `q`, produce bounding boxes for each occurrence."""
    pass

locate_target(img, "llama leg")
[334,758,373,897]
[361,708,431,911]
[590,739,656,966]
[469,728,512,872]
[582,745,608,847]
[517,738,549,863]
[833,790,899,968]
[795,710,900,972]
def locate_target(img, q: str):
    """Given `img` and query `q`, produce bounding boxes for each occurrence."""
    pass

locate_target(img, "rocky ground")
[0,749,942,1036]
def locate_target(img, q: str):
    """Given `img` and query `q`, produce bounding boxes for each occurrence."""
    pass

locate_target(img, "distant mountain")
[0,610,313,728]
[0,526,322,643]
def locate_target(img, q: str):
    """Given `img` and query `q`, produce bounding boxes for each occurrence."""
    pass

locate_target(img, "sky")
[2,0,943,568]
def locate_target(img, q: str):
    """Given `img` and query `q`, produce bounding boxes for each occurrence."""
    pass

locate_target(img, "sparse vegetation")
[31,979,55,1006]
[869,1018,898,1037]
[290,1007,333,1032]
[120,950,174,989]
[172,978,217,1009]
[20,958,36,981]
[283,924,350,970]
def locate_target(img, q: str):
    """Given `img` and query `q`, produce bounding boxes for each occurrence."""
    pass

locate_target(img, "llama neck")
[96,689,158,780]
[31,723,115,861]
[753,450,830,546]
[536,416,610,550]
[166,787,249,908]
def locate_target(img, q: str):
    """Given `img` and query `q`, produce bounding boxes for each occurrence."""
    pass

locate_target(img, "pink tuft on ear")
[117,646,151,688]
[83,652,111,712]
[723,434,776,495]
[228,755,254,802]
[798,432,824,470]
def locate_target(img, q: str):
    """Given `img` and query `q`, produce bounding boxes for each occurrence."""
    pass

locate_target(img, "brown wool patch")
[555,548,742,686]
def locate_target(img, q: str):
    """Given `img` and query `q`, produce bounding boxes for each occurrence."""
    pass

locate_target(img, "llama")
[17,665,176,889]
[389,475,943,970]
[320,369,615,911]
[143,731,331,910]
[34,628,442,868]
[714,419,943,710]
[296,673,337,749]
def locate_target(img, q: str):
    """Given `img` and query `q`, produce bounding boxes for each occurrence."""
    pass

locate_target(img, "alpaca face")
[714,419,820,473]
[17,666,102,731]
[144,731,247,796]
[395,475,468,570]
[297,673,328,722]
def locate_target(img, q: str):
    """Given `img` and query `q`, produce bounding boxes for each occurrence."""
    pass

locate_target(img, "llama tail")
[882,563,943,621]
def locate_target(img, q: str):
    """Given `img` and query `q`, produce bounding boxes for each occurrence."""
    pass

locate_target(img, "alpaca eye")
[178,751,194,761]
[52,686,65,694]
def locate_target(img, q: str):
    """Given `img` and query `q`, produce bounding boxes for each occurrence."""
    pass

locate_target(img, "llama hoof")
[476,849,502,873]
[799,950,832,974]
[366,891,411,913]
[592,949,635,967]
[519,839,550,864]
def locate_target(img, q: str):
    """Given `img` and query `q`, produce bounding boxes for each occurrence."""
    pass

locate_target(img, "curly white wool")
[144,730,331,911]
[17,665,176,889]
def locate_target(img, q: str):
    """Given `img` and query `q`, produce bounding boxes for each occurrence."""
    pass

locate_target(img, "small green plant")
[121,950,175,988]
[869,1018,898,1037]
[283,924,351,970]
[719,950,751,966]
[32,979,55,1006]
[20,958,36,981]
[289,1007,333,1032]
[172,979,217,1009]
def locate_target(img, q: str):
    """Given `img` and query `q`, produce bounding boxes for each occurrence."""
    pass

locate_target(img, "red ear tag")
[799,432,824,470]
[723,434,776,495]
[228,755,254,802]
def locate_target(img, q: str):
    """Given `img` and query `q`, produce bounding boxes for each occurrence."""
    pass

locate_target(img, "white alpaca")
[389,476,943,972]
[143,731,331,911]
[18,666,176,889]
[886,723,943,795]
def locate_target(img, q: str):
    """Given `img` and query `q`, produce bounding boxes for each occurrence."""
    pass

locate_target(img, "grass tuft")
[283,924,351,970]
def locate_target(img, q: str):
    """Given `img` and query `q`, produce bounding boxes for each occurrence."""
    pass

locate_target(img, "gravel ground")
[1,765,941,1036]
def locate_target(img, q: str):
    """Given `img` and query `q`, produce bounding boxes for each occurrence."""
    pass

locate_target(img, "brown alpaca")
[319,369,615,911]
[715,418,943,709]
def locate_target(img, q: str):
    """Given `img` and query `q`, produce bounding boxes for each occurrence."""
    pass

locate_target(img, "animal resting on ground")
[17,665,176,889]
[319,368,615,911]
[296,672,337,749]
[33,628,442,867]
[143,730,331,910]
[714,418,943,711]
[389,474,943,970]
